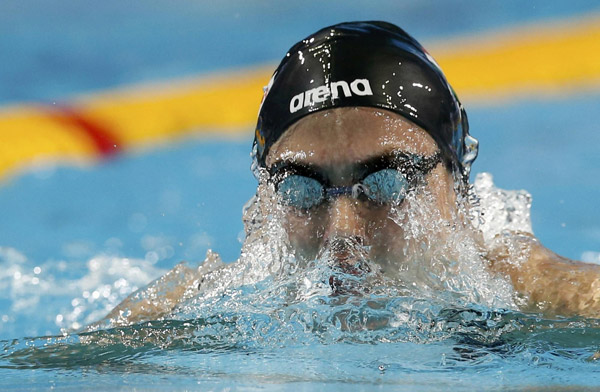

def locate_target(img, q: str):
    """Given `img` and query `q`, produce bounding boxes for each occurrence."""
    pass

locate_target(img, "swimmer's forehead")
[266,107,439,168]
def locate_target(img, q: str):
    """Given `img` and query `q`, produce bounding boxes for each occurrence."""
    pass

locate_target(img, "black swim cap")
[254,21,477,180]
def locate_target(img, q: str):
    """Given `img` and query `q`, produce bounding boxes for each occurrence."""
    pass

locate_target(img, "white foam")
[582,251,600,265]
[472,172,533,244]
[0,250,166,334]
[1,172,544,335]
[174,174,527,324]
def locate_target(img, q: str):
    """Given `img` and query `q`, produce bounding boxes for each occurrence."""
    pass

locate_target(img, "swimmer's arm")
[86,252,226,331]
[488,233,600,317]
[85,262,199,331]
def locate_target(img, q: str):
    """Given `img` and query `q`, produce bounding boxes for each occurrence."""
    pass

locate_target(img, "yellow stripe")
[80,66,272,147]
[432,14,600,99]
[0,14,599,180]
[0,107,100,177]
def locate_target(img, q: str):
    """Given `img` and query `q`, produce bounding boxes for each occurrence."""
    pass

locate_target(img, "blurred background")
[0,0,599,338]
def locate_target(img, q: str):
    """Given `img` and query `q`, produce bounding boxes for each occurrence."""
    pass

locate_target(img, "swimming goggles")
[268,152,442,210]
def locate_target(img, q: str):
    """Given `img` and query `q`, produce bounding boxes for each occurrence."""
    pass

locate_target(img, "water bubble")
[128,213,148,233]
[0,247,27,264]
[145,251,159,264]
[104,237,123,252]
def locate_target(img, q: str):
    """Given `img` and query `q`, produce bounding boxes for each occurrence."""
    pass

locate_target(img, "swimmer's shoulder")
[486,231,600,317]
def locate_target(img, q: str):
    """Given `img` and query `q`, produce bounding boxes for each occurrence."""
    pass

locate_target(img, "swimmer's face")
[265,107,458,273]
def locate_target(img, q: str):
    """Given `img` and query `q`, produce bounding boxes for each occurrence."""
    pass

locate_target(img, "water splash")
[3,173,600,386]
[0,249,165,338]
[68,171,542,335]
[127,171,536,342]
[471,172,533,245]
[0,171,542,349]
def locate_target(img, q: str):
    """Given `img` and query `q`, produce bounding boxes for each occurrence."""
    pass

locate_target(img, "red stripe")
[46,106,121,157]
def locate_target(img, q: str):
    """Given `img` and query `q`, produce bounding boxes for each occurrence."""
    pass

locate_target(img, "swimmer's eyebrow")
[353,151,431,178]
[267,151,430,182]
[267,160,328,184]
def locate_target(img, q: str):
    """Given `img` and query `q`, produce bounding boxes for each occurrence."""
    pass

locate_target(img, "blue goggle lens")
[361,168,409,204]
[276,168,409,209]
[277,174,324,209]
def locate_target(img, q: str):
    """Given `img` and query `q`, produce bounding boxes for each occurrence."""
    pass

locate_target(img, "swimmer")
[93,21,600,329]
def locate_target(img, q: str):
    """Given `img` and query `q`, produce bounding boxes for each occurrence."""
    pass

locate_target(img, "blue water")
[1,0,600,390]
[0,139,255,266]
[470,93,600,258]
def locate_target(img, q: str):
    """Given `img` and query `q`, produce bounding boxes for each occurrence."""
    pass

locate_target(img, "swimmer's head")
[251,21,479,272]
[254,21,478,183]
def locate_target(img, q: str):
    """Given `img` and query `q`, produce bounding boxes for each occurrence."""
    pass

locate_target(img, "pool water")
[4,308,600,391]
[1,125,599,389]
[1,0,600,390]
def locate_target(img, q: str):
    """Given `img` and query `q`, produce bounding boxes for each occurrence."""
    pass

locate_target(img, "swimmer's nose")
[324,196,366,243]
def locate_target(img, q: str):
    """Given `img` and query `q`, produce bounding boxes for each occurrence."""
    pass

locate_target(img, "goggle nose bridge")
[324,183,370,200]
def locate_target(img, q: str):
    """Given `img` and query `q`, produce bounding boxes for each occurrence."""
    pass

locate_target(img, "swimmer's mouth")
[319,236,373,295]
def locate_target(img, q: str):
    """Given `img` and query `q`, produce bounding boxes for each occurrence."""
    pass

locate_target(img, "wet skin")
[265,107,458,273]
[266,106,600,316]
